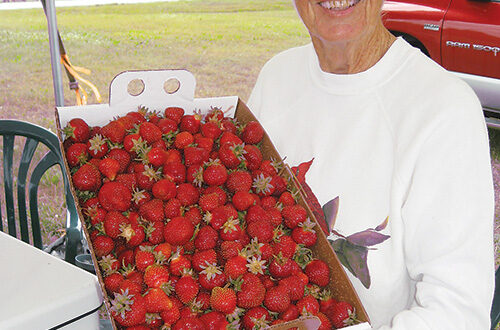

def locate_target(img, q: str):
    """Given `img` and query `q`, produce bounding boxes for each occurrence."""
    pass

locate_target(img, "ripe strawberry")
[242,306,270,330]
[225,170,252,193]
[144,288,173,312]
[220,218,242,241]
[123,133,142,155]
[184,146,209,167]
[200,121,221,140]
[280,275,305,301]
[169,251,191,276]
[203,162,228,186]
[103,211,127,239]
[86,134,108,159]
[116,173,137,192]
[245,205,270,224]
[316,311,333,330]
[259,159,279,176]
[280,304,300,322]
[203,186,228,205]
[160,304,181,326]
[98,158,120,181]
[108,148,131,174]
[241,121,264,144]
[173,317,205,330]
[232,191,255,211]
[305,259,330,287]
[66,143,89,167]
[252,172,275,197]
[237,273,266,309]
[264,285,290,313]
[157,118,178,135]
[103,272,124,294]
[192,249,217,272]
[184,206,202,226]
[135,246,155,272]
[273,235,297,259]
[219,131,243,146]
[110,290,147,327]
[180,114,201,134]
[84,206,107,226]
[126,109,146,124]
[218,142,245,169]
[101,120,126,143]
[152,179,177,201]
[135,165,161,191]
[144,264,170,288]
[163,161,186,184]
[176,183,199,206]
[199,311,227,330]
[271,174,287,196]
[64,118,90,143]
[220,240,243,260]
[282,204,307,229]
[92,235,114,257]
[326,301,358,328]
[164,106,185,124]
[246,219,273,243]
[147,147,167,167]
[154,242,172,259]
[296,294,320,315]
[292,218,318,247]
[175,275,199,304]
[220,117,237,134]
[72,163,101,191]
[198,192,221,212]
[199,263,227,290]
[269,254,294,279]
[243,144,262,171]
[139,121,162,143]
[164,198,182,218]
[139,198,164,222]
[174,131,194,149]
[164,217,194,246]
[224,254,247,279]
[120,223,146,248]
[194,134,213,153]
[194,225,218,251]
[116,115,136,131]
[98,181,132,211]
[210,287,237,314]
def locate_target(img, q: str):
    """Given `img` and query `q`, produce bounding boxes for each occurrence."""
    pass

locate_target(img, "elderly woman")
[248,0,495,329]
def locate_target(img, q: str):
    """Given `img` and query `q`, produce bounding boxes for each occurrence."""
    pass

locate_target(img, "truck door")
[441,0,500,79]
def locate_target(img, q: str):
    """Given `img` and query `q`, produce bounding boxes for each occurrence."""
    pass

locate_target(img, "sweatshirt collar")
[308,37,410,95]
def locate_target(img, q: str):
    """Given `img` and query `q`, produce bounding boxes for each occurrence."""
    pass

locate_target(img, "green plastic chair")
[0,119,80,264]
[491,267,500,329]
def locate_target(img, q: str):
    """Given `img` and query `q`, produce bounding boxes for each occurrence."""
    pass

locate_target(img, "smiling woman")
[248,0,495,329]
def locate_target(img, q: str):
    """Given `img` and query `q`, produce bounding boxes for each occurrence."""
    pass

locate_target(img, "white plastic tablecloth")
[0,231,103,329]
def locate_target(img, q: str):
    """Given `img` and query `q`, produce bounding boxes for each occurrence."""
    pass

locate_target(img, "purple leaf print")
[347,230,391,247]
[322,196,339,234]
[374,216,389,232]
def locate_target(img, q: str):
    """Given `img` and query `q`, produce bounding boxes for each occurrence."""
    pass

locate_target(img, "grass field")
[1,0,500,263]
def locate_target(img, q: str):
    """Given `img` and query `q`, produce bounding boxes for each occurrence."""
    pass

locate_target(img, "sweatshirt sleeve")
[378,87,495,329]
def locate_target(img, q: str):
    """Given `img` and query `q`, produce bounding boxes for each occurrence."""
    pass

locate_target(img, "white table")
[0,231,103,330]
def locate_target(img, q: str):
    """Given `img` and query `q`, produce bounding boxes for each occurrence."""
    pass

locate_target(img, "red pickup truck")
[381,0,500,119]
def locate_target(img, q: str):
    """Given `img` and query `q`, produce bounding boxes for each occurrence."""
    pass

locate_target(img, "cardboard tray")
[55,69,370,330]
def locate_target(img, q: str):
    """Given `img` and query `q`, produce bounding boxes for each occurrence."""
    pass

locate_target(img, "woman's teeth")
[319,0,360,10]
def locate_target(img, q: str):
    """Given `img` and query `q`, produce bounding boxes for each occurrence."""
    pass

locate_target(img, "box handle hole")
[127,79,145,96]
[164,78,180,94]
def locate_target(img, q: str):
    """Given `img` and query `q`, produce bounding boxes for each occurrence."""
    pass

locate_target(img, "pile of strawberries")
[62,106,359,329]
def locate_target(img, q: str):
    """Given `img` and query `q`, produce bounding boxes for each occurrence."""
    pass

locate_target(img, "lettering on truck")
[447,41,500,56]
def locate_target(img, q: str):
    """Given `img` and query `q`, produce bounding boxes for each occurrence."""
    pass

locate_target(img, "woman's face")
[294,0,384,44]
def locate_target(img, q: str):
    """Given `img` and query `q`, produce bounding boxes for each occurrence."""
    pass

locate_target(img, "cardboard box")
[56,69,370,330]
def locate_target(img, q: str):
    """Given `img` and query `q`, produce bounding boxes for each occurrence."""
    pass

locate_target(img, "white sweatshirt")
[247,38,495,329]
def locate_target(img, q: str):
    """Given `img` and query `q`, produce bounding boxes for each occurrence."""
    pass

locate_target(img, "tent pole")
[44,0,65,107]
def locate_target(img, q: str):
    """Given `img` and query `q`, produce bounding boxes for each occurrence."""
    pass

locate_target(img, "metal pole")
[45,0,65,107]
